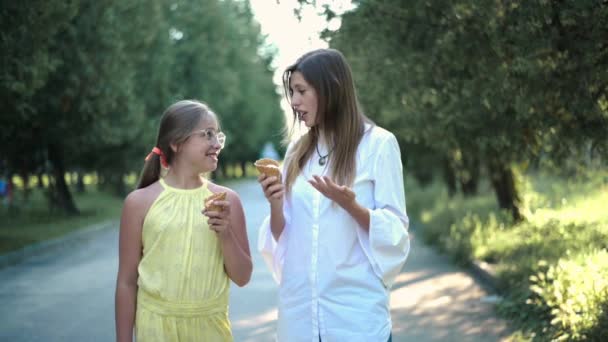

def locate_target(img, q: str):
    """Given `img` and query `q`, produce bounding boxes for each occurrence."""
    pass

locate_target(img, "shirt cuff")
[257,215,288,284]
[356,208,410,289]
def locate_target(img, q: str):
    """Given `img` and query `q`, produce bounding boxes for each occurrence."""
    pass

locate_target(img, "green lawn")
[0,187,123,254]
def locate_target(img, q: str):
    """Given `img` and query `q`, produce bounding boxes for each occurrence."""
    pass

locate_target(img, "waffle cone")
[254,158,281,180]
[204,191,227,212]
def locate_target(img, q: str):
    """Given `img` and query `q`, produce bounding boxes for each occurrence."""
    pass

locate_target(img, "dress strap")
[157,177,208,194]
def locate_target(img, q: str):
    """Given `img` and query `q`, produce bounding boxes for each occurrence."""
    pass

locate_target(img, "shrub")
[528,250,608,341]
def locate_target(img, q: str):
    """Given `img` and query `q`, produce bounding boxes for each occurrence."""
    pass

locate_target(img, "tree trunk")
[442,157,457,197]
[19,170,31,201]
[460,155,480,196]
[37,173,45,189]
[412,170,434,187]
[212,163,226,181]
[76,172,85,193]
[111,174,126,197]
[98,172,126,196]
[240,160,247,178]
[47,144,79,215]
[486,158,523,222]
[97,174,105,192]
[460,177,479,196]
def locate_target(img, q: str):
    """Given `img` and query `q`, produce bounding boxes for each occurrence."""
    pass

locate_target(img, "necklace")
[315,143,333,166]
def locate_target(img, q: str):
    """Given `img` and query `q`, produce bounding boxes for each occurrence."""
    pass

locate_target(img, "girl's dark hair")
[136,100,213,189]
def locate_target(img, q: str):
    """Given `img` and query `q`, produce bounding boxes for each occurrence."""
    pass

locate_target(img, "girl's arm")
[115,192,144,342]
[206,189,253,287]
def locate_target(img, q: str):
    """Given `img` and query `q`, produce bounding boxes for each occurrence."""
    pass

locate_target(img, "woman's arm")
[257,174,290,284]
[115,192,144,342]
[259,174,286,241]
[270,201,286,241]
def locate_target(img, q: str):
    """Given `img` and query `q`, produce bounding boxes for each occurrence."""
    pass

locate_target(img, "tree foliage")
[306,0,608,220]
[1,0,283,213]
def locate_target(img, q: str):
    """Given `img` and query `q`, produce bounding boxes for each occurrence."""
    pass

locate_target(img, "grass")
[0,186,123,254]
[407,170,608,266]
[478,172,608,281]
[405,169,608,340]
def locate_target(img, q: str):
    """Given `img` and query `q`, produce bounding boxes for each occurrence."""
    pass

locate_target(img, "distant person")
[115,100,252,341]
[0,178,12,206]
[260,141,280,160]
[257,48,410,341]
[0,179,6,198]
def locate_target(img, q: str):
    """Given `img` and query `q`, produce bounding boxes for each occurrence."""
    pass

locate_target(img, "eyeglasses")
[188,128,226,148]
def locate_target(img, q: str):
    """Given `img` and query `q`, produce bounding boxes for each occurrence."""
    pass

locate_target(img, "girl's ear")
[170,141,180,154]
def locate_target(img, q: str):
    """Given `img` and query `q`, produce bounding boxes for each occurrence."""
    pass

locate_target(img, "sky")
[248,0,355,123]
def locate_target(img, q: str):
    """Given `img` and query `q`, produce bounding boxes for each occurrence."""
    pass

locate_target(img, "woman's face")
[289,71,318,128]
[179,114,225,173]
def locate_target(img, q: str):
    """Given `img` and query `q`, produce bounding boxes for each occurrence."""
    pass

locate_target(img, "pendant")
[319,155,328,166]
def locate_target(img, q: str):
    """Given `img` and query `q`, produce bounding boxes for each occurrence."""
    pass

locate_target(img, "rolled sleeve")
[257,141,295,284]
[356,133,410,289]
[257,199,291,284]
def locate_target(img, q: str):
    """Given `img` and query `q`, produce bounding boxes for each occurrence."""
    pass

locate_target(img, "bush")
[528,250,608,341]
[408,171,608,340]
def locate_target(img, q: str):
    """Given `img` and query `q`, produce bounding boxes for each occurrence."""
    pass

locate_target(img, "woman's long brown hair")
[136,100,213,189]
[282,49,373,193]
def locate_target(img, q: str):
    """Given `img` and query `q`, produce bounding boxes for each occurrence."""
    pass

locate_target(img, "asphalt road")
[0,178,512,341]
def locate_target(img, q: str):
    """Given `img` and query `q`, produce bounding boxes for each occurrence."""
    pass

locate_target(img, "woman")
[258,49,410,341]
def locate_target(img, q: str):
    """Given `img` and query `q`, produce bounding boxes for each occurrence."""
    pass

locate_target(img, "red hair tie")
[145,147,169,168]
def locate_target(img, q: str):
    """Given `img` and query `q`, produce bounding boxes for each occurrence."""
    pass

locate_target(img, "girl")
[258,49,410,341]
[115,100,252,341]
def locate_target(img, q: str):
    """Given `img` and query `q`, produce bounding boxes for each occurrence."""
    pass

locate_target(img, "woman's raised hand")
[308,175,356,209]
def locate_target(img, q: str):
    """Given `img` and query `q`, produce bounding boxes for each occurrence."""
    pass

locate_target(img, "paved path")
[0,178,513,341]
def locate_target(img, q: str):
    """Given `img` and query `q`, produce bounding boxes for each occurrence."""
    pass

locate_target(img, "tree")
[309,0,608,220]
[1,0,285,214]
[167,0,283,173]
[0,0,79,203]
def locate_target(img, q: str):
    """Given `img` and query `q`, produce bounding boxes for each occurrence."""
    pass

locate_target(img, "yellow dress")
[135,178,232,341]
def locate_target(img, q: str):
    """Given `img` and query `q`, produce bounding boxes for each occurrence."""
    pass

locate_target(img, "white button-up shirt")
[258,125,410,342]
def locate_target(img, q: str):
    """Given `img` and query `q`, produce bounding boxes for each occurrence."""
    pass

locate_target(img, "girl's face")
[179,114,225,173]
[289,71,318,128]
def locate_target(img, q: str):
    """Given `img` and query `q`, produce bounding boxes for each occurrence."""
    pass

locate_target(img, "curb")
[469,259,499,292]
[0,219,118,269]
